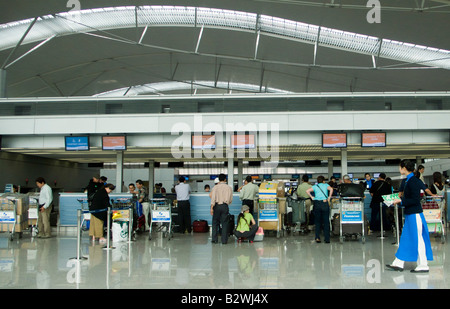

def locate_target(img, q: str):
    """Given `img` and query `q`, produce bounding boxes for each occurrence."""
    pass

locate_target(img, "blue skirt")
[395,213,433,262]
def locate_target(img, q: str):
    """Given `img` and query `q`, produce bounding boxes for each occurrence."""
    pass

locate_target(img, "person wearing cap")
[234,205,258,242]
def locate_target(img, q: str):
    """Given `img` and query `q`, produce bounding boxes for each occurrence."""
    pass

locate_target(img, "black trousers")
[178,200,192,233]
[242,199,255,215]
[212,203,229,244]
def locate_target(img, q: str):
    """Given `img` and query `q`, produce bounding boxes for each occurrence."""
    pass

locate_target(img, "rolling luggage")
[254,227,264,241]
[193,220,209,233]
[227,214,235,236]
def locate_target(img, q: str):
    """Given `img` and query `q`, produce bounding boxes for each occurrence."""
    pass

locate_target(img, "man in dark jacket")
[369,173,393,232]
[89,183,115,242]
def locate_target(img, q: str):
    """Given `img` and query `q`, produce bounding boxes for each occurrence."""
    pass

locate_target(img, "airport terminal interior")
[0,0,449,291]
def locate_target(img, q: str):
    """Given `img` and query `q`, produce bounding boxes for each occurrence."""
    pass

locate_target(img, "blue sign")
[342,211,363,222]
[259,209,278,221]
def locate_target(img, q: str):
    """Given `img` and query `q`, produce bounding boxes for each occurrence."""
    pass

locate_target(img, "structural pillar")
[341,149,348,177]
[115,151,124,193]
[148,160,155,199]
[238,159,243,187]
[227,157,234,190]
[327,157,333,180]
[0,69,6,98]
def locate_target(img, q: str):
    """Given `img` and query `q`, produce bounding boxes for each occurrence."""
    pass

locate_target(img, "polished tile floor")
[0,228,448,289]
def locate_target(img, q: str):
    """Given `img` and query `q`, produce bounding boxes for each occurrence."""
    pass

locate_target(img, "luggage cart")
[258,199,281,238]
[421,195,446,244]
[111,198,134,242]
[339,197,366,244]
[0,199,18,241]
[286,196,307,234]
[149,198,172,240]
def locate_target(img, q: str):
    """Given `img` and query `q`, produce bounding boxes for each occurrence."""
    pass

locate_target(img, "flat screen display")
[65,136,89,151]
[231,134,255,149]
[322,133,347,148]
[191,134,216,150]
[102,135,127,150]
[361,132,386,147]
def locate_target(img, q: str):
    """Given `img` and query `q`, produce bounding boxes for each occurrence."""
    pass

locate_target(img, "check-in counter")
[59,192,132,227]
[190,193,243,225]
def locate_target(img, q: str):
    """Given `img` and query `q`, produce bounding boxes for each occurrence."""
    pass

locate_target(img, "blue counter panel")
[59,193,132,226]
[189,193,243,225]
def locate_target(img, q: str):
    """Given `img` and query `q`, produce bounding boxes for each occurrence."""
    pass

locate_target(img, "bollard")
[70,208,87,260]
[103,207,115,250]
[379,202,385,239]
[128,207,133,242]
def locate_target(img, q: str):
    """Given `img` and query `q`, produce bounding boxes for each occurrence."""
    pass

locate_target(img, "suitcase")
[193,220,209,233]
[254,227,264,241]
[332,213,369,236]
[227,214,235,236]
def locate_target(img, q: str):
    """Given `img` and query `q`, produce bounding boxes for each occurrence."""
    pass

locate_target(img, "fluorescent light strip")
[0,6,448,69]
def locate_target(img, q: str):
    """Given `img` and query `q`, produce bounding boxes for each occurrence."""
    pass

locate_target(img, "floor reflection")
[0,230,448,289]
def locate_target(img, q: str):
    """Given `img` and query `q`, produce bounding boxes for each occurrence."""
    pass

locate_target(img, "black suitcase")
[227,214,235,236]
[332,213,369,237]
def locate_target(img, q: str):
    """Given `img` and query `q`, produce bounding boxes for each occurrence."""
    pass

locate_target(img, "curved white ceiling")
[1,5,449,70]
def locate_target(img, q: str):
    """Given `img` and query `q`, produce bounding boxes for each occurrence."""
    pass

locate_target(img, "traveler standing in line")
[135,179,149,230]
[416,165,425,184]
[386,160,434,273]
[175,176,192,234]
[36,177,53,238]
[369,173,393,233]
[306,176,333,243]
[90,183,116,243]
[238,175,259,215]
[210,174,233,244]
[86,174,101,208]
[429,172,445,196]
[295,174,313,228]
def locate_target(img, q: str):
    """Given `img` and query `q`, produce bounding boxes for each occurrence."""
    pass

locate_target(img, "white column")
[341,149,348,176]
[238,159,243,187]
[148,160,155,199]
[228,157,234,190]
[328,157,333,179]
[115,151,124,193]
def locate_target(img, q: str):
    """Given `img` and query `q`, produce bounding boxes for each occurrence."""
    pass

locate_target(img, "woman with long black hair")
[386,160,435,273]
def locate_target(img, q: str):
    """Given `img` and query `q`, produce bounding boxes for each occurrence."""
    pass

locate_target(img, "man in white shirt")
[175,176,191,233]
[36,177,53,238]
[238,176,259,215]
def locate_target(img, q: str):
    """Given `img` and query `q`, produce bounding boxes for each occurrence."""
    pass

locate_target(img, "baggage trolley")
[257,199,281,238]
[149,198,172,240]
[0,198,18,241]
[111,198,134,242]
[286,196,307,234]
[339,197,366,244]
[421,195,446,243]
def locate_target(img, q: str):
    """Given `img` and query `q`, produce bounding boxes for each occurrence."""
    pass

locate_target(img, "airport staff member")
[175,176,192,234]
[386,160,435,273]
[36,177,53,238]
[210,174,233,244]
[238,175,259,215]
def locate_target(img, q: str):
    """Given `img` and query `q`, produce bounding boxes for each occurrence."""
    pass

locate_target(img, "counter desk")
[59,192,133,227]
